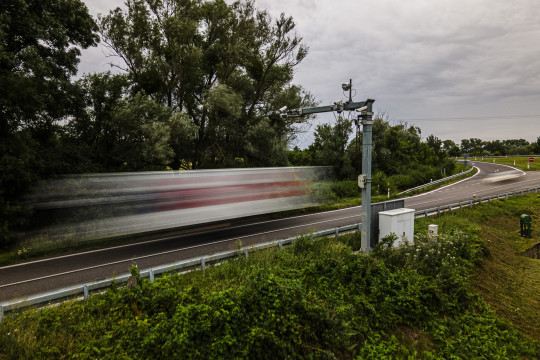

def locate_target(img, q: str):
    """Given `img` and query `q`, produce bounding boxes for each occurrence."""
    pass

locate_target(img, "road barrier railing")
[414,186,539,218]
[0,222,361,323]
[398,166,475,195]
[1,184,539,323]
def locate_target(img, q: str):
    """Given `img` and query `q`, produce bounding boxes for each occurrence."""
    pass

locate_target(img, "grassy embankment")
[468,156,537,171]
[1,193,539,359]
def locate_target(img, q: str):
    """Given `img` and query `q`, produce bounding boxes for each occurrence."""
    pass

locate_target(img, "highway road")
[1,161,539,302]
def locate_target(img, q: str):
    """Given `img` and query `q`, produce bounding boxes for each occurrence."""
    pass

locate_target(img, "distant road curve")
[1,161,539,301]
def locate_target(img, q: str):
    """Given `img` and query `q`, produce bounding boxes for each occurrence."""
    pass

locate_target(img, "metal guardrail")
[463,155,539,158]
[398,166,475,195]
[414,186,540,218]
[1,185,539,323]
[1,223,362,323]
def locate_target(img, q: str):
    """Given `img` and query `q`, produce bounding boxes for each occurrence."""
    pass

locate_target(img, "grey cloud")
[80,0,540,143]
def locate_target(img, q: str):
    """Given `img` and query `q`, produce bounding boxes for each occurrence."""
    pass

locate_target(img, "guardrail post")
[201,258,206,271]
[424,209,428,218]
[149,269,155,283]
[505,193,508,199]
[83,285,89,301]
[244,249,249,258]
[469,200,473,208]
[520,190,523,196]
[358,223,361,232]
[0,304,4,323]
[459,202,463,210]
[335,228,339,238]
[278,241,283,250]
[437,207,440,217]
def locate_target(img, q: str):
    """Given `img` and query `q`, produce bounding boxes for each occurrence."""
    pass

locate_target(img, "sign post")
[273,84,374,252]
[359,101,375,253]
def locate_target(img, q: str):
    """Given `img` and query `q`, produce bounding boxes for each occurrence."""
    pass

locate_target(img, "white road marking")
[1,200,365,271]
[1,214,361,288]
[407,167,481,199]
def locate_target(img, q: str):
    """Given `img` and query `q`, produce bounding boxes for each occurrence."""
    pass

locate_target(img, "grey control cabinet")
[378,208,415,246]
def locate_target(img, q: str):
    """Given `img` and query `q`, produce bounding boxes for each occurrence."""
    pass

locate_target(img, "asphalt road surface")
[1,161,539,301]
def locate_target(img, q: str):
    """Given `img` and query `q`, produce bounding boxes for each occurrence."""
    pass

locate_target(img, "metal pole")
[360,100,375,252]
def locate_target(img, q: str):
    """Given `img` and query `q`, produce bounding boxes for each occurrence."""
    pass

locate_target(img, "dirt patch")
[522,242,540,259]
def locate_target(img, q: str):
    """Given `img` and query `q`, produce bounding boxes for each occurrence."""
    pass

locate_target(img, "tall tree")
[442,139,461,157]
[531,137,540,154]
[71,72,176,171]
[0,0,98,247]
[99,0,312,168]
[0,0,98,133]
[460,138,484,155]
[426,135,444,160]
[309,116,354,179]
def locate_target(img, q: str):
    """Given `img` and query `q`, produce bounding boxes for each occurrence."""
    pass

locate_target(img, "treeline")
[289,117,540,189]
[459,137,540,156]
[0,0,313,247]
[288,117,459,192]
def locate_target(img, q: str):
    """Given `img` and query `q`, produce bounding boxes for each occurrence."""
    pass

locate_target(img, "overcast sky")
[79,0,540,147]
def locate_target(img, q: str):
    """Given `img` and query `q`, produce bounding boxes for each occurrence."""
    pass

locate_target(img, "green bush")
[388,173,416,190]
[330,180,361,198]
[311,180,361,203]
[1,230,539,359]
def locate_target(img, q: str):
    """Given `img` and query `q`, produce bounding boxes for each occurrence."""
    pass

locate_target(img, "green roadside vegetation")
[467,156,538,172]
[2,194,539,359]
[416,193,540,341]
[0,162,475,267]
[294,161,475,213]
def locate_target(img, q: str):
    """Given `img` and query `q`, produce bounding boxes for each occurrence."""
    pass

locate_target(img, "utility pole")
[358,101,374,252]
[272,82,375,252]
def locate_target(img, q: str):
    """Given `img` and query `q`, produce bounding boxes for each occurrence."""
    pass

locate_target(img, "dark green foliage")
[309,116,355,179]
[0,0,98,248]
[300,117,460,191]
[2,230,538,359]
[329,181,361,198]
[461,137,538,156]
[0,0,98,132]
[98,0,314,169]
[287,146,313,166]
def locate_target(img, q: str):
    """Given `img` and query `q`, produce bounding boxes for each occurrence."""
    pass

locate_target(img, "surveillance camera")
[333,100,344,113]
[342,83,351,91]
[356,106,368,112]
[279,106,287,112]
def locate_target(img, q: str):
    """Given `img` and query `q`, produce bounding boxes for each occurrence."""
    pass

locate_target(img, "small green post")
[520,214,532,238]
